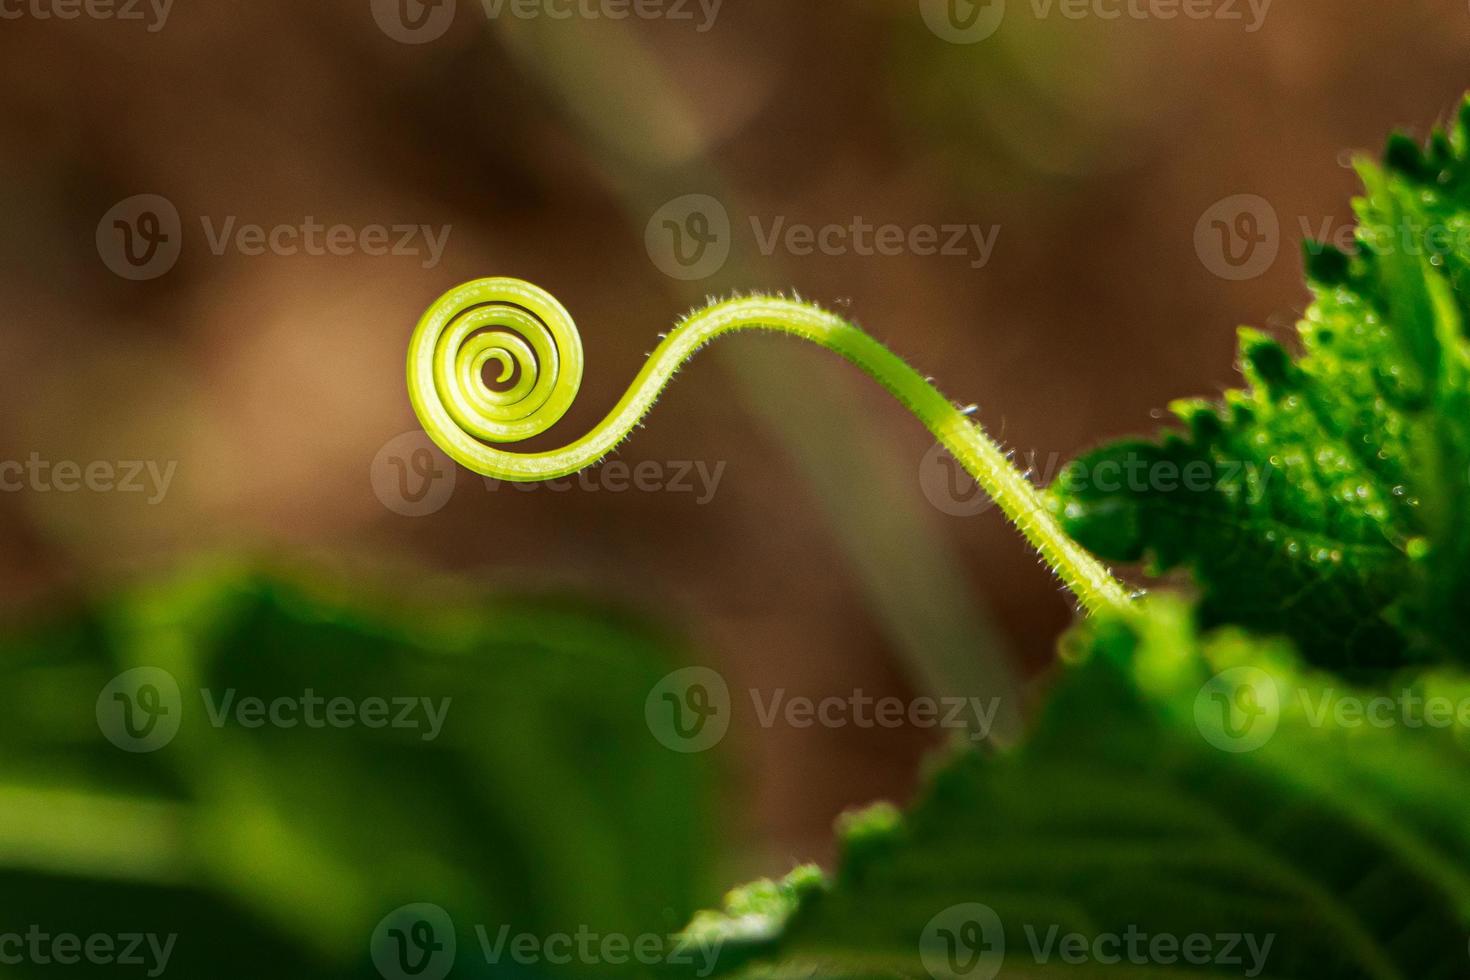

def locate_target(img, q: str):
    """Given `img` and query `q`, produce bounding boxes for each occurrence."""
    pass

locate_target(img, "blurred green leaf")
[0,560,715,977]
[679,599,1470,978]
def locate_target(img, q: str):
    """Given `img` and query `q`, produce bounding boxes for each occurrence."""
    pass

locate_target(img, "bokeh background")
[0,0,1468,974]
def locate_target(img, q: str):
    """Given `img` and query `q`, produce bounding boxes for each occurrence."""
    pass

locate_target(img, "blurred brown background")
[1,0,1467,880]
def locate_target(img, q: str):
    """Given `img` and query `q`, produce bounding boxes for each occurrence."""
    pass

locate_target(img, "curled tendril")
[408,279,584,452]
[407,277,1133,615]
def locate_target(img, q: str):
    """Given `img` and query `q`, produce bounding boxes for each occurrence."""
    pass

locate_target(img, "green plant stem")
[408,277,1135,615]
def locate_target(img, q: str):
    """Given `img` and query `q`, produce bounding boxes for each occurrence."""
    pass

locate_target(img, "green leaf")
[0,560,715,977]
[1045,98,1470,669]
[679,599,1470,978]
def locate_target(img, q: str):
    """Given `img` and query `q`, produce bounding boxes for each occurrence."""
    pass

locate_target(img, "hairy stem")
[407,277,1134,615]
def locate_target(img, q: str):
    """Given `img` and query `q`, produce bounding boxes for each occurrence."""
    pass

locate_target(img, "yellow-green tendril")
[407,277,1133,615]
